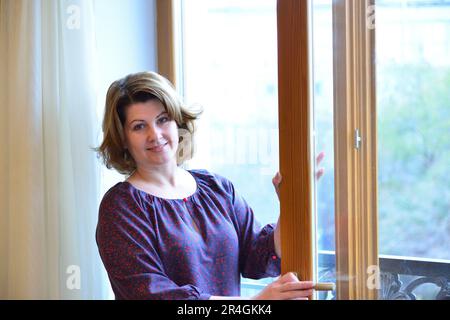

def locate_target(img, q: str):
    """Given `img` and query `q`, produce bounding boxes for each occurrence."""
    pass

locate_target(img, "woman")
[96,71,315,300]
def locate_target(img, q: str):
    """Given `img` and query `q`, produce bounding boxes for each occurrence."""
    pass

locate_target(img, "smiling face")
[123,99,179,169]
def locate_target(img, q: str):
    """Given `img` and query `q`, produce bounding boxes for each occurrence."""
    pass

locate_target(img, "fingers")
[272,172,282,186]
[276,274,314,300]
[282,289,314,300]
[286,280,314,290]
[278,272,299,284]
[279,283,314,300]
[315,152,326,181]
[280,281,314,293]
[256,274,315,300]
[316,168,325,180]
[316,151,325,165]
[272,172,282,200]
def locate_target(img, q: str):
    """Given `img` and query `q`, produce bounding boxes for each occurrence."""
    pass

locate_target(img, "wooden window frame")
[332,0,378,300]
[277,0,379,300]
[156,0,176,86]
[277,0,315,289]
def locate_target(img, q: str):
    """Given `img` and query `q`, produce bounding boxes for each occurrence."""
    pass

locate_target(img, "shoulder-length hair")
[96,71,202,175]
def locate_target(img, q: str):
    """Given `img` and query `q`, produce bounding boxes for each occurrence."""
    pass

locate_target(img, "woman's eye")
[158,116,169,124]
[133,123,145,131]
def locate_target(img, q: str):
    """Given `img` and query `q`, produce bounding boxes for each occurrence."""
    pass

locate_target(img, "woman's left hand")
[272,151,325,200]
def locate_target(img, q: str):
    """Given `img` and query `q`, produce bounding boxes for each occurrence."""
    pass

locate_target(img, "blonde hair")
[96,71,202,175]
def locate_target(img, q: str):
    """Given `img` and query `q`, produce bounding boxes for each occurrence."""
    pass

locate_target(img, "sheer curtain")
[0,0,108,299]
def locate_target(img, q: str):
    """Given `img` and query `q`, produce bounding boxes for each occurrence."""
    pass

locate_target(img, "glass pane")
[179,0,278,297]
[312,0,336,300]
[376,0,450,300]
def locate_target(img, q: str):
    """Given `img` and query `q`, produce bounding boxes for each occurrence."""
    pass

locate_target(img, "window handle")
[355,129,362,150]
[314,282,336,291]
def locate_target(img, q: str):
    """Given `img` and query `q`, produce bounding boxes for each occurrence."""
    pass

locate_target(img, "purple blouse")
[96,169,281,300]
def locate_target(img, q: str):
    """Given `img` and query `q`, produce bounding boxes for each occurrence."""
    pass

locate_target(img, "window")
[376,0,450,300]
[376,0,450,261]
[177,0,279,297]
[312,0,336,300]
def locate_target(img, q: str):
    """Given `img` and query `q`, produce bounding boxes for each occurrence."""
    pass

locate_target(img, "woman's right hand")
[252,272,314,300]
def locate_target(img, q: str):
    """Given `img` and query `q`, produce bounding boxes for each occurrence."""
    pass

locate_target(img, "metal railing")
[241,251,450,300]
[318,250,450,300]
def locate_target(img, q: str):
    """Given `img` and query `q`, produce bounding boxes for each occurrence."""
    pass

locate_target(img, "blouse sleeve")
[96,189,211,300]
[225,179,281,279]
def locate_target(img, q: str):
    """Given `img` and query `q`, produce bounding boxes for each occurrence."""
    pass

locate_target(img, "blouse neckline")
[121,169,200,202]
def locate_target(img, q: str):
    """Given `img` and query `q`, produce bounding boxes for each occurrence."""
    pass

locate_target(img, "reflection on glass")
[312,0,336,300]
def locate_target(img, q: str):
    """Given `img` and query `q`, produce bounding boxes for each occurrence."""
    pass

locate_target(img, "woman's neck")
[126,164,197,200]
[132,164,181,188]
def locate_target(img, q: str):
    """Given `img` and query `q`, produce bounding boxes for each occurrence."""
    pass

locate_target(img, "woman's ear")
[177,128,194,164]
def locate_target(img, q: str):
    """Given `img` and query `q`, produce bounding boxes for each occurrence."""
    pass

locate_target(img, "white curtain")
[0,0,108,299]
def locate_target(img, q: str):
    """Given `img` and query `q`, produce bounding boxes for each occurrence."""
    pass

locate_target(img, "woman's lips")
[147,142,168,152]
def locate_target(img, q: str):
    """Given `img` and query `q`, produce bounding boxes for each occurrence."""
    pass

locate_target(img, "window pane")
[179,0,278,297]
[376,0,450,300]
[312,0,336,300]
[377,0,450,260]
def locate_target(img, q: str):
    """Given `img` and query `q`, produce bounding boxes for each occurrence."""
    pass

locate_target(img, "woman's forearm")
[274,215,281,258]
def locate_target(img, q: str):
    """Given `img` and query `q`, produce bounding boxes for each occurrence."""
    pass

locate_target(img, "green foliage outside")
[377,63,450,260]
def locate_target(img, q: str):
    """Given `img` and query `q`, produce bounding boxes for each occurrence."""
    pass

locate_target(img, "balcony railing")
[318,250,450,300]
[241,251,450,300]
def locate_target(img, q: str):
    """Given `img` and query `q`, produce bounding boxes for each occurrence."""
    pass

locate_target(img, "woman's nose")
[147,125,163,142]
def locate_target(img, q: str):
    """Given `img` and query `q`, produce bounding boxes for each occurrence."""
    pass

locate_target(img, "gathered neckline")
[121,169,200,201]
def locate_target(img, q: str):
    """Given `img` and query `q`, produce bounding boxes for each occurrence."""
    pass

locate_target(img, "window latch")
[355,129,362,150]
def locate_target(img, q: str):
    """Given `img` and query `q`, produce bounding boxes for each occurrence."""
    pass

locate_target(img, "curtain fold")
[0,0,107,299]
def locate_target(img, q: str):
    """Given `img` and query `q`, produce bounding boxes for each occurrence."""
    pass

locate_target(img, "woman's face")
[123,99,179,169]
